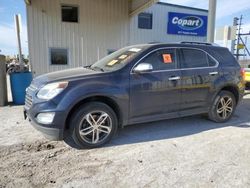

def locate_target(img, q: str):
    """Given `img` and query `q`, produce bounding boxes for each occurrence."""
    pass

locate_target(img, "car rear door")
[129,48,182,124]
[178,48,219,114]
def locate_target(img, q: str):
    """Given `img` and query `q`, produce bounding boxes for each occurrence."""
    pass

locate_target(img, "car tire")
[208,90,236,123]
[69,102,118,148]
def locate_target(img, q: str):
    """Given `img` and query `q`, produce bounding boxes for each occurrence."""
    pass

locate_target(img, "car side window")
[141,49,177,71]
[207,55,217,67]
[181,49,208,68]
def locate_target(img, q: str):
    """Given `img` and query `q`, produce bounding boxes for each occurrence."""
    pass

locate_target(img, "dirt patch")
[1,95,250,187]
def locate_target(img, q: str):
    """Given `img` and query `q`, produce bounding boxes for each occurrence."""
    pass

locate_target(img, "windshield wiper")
[84,65,93,69]
[92,66,105,72]
[84,65,105,72]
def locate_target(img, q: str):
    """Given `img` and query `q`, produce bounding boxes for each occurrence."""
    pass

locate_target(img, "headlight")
[37,81,68,100]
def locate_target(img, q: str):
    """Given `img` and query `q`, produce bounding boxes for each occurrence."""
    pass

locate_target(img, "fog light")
[36,112,55,124]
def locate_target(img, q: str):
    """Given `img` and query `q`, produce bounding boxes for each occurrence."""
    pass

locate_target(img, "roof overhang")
[24,0,158,15]
[129,0,159,16]
[25,0,31,5]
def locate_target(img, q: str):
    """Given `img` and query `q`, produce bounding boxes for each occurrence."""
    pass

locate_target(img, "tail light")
[241,68,246,81]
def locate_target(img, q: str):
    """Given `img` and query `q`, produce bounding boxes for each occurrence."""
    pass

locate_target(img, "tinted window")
[210,48,237,66]
[61,5,78,23]
[142,49,176,71]
[181,49,208,68]
[50,48,68,65]
[138,13,153,29]
[207,55,217,67]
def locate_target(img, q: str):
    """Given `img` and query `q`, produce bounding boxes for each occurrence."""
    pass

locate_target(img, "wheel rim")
[78,111,112,144]
[216,96,233,120]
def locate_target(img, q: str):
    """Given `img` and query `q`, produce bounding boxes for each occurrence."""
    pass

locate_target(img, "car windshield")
[90,45,147,72]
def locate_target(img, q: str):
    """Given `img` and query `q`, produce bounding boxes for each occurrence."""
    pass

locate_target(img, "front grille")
[25,94,33,109]
[24,84,37,109]
[29,84,38,92]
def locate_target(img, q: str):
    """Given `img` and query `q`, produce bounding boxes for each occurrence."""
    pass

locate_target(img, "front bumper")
[24,108,65,141]
[24,83,69,141]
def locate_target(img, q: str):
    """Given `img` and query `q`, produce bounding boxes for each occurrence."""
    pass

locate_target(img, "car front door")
[129,48,182,124]
[179,48,219,114]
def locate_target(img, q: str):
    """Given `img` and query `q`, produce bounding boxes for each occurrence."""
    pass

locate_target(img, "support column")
[0,55,7,106]
[207,0,217,43]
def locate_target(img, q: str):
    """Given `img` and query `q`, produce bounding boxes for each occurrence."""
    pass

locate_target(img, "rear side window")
[180,49,208,68]
[207,55,217,67]
[211,48,238,66]
[142,49,177,71]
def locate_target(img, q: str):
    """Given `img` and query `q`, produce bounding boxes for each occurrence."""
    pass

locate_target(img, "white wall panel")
[27,1,208,76]
[129,3,208,45]
[27,0,129,76]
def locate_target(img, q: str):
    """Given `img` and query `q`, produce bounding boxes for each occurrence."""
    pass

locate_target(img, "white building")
[25,0,208,75]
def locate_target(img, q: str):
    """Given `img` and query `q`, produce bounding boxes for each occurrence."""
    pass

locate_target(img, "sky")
[0,0,27,56]
[0,0,250,56]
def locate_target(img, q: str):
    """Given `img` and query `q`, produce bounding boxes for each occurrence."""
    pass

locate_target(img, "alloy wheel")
[78,111,112,144]
[216,96,233,120]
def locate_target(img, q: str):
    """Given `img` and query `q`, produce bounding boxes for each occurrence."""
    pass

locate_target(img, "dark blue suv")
[24,42,245,148]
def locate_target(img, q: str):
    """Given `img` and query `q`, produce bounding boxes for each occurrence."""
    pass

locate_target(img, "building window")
[138,13,153,29]
[61,5,78,23]
[50,48,68,65]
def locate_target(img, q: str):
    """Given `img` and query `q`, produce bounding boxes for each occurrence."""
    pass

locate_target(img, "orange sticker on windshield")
[162,54,172,63]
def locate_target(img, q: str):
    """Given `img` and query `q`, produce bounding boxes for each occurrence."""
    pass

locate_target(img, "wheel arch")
[219,85,240,104]
[64,96,122,133]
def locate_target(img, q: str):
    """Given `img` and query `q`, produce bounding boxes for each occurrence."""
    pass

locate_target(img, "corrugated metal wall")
[27,0,129,76]
[27,1,208,76]
[129,3,208,44]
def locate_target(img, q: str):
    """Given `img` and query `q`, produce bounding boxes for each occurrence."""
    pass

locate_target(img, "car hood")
[32,67,99,86]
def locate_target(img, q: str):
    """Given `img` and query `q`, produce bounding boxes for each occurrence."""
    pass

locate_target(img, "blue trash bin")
[10,72,32,105]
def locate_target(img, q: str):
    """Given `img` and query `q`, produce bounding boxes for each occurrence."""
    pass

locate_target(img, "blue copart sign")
[167,12,208,36]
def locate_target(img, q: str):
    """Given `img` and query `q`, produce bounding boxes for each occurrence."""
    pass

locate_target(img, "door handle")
[209,71,218,75]
[168,76,181,81]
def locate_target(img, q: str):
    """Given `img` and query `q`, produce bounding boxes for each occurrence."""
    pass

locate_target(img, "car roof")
[141,42,226,51]
[124,43,227,53]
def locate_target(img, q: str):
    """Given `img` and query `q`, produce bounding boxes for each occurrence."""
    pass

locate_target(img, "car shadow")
[65,94,250,149]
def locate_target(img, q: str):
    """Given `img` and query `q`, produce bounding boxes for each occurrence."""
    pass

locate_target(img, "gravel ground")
[0,93,250,188]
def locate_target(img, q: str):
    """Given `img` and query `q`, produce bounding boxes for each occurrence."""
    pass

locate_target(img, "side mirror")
[133,63,153,74]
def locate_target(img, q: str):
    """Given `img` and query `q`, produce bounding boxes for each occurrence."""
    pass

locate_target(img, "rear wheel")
[208,91,236,123]
[69,102,118,148]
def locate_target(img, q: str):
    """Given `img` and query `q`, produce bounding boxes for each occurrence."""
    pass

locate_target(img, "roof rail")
[180,41,213,46]
[148,41,161,44]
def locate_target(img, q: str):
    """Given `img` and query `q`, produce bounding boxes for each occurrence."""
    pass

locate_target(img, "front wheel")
[69,102,118,148]
[208,91,236,123]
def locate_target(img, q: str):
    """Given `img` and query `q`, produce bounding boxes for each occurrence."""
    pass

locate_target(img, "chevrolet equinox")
[24,42,245,148]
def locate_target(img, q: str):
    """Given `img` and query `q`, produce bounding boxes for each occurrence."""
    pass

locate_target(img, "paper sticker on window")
[107,60,118,66]
[129,48,141,52]
[118,55,128,60]
[162,54,173,64]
